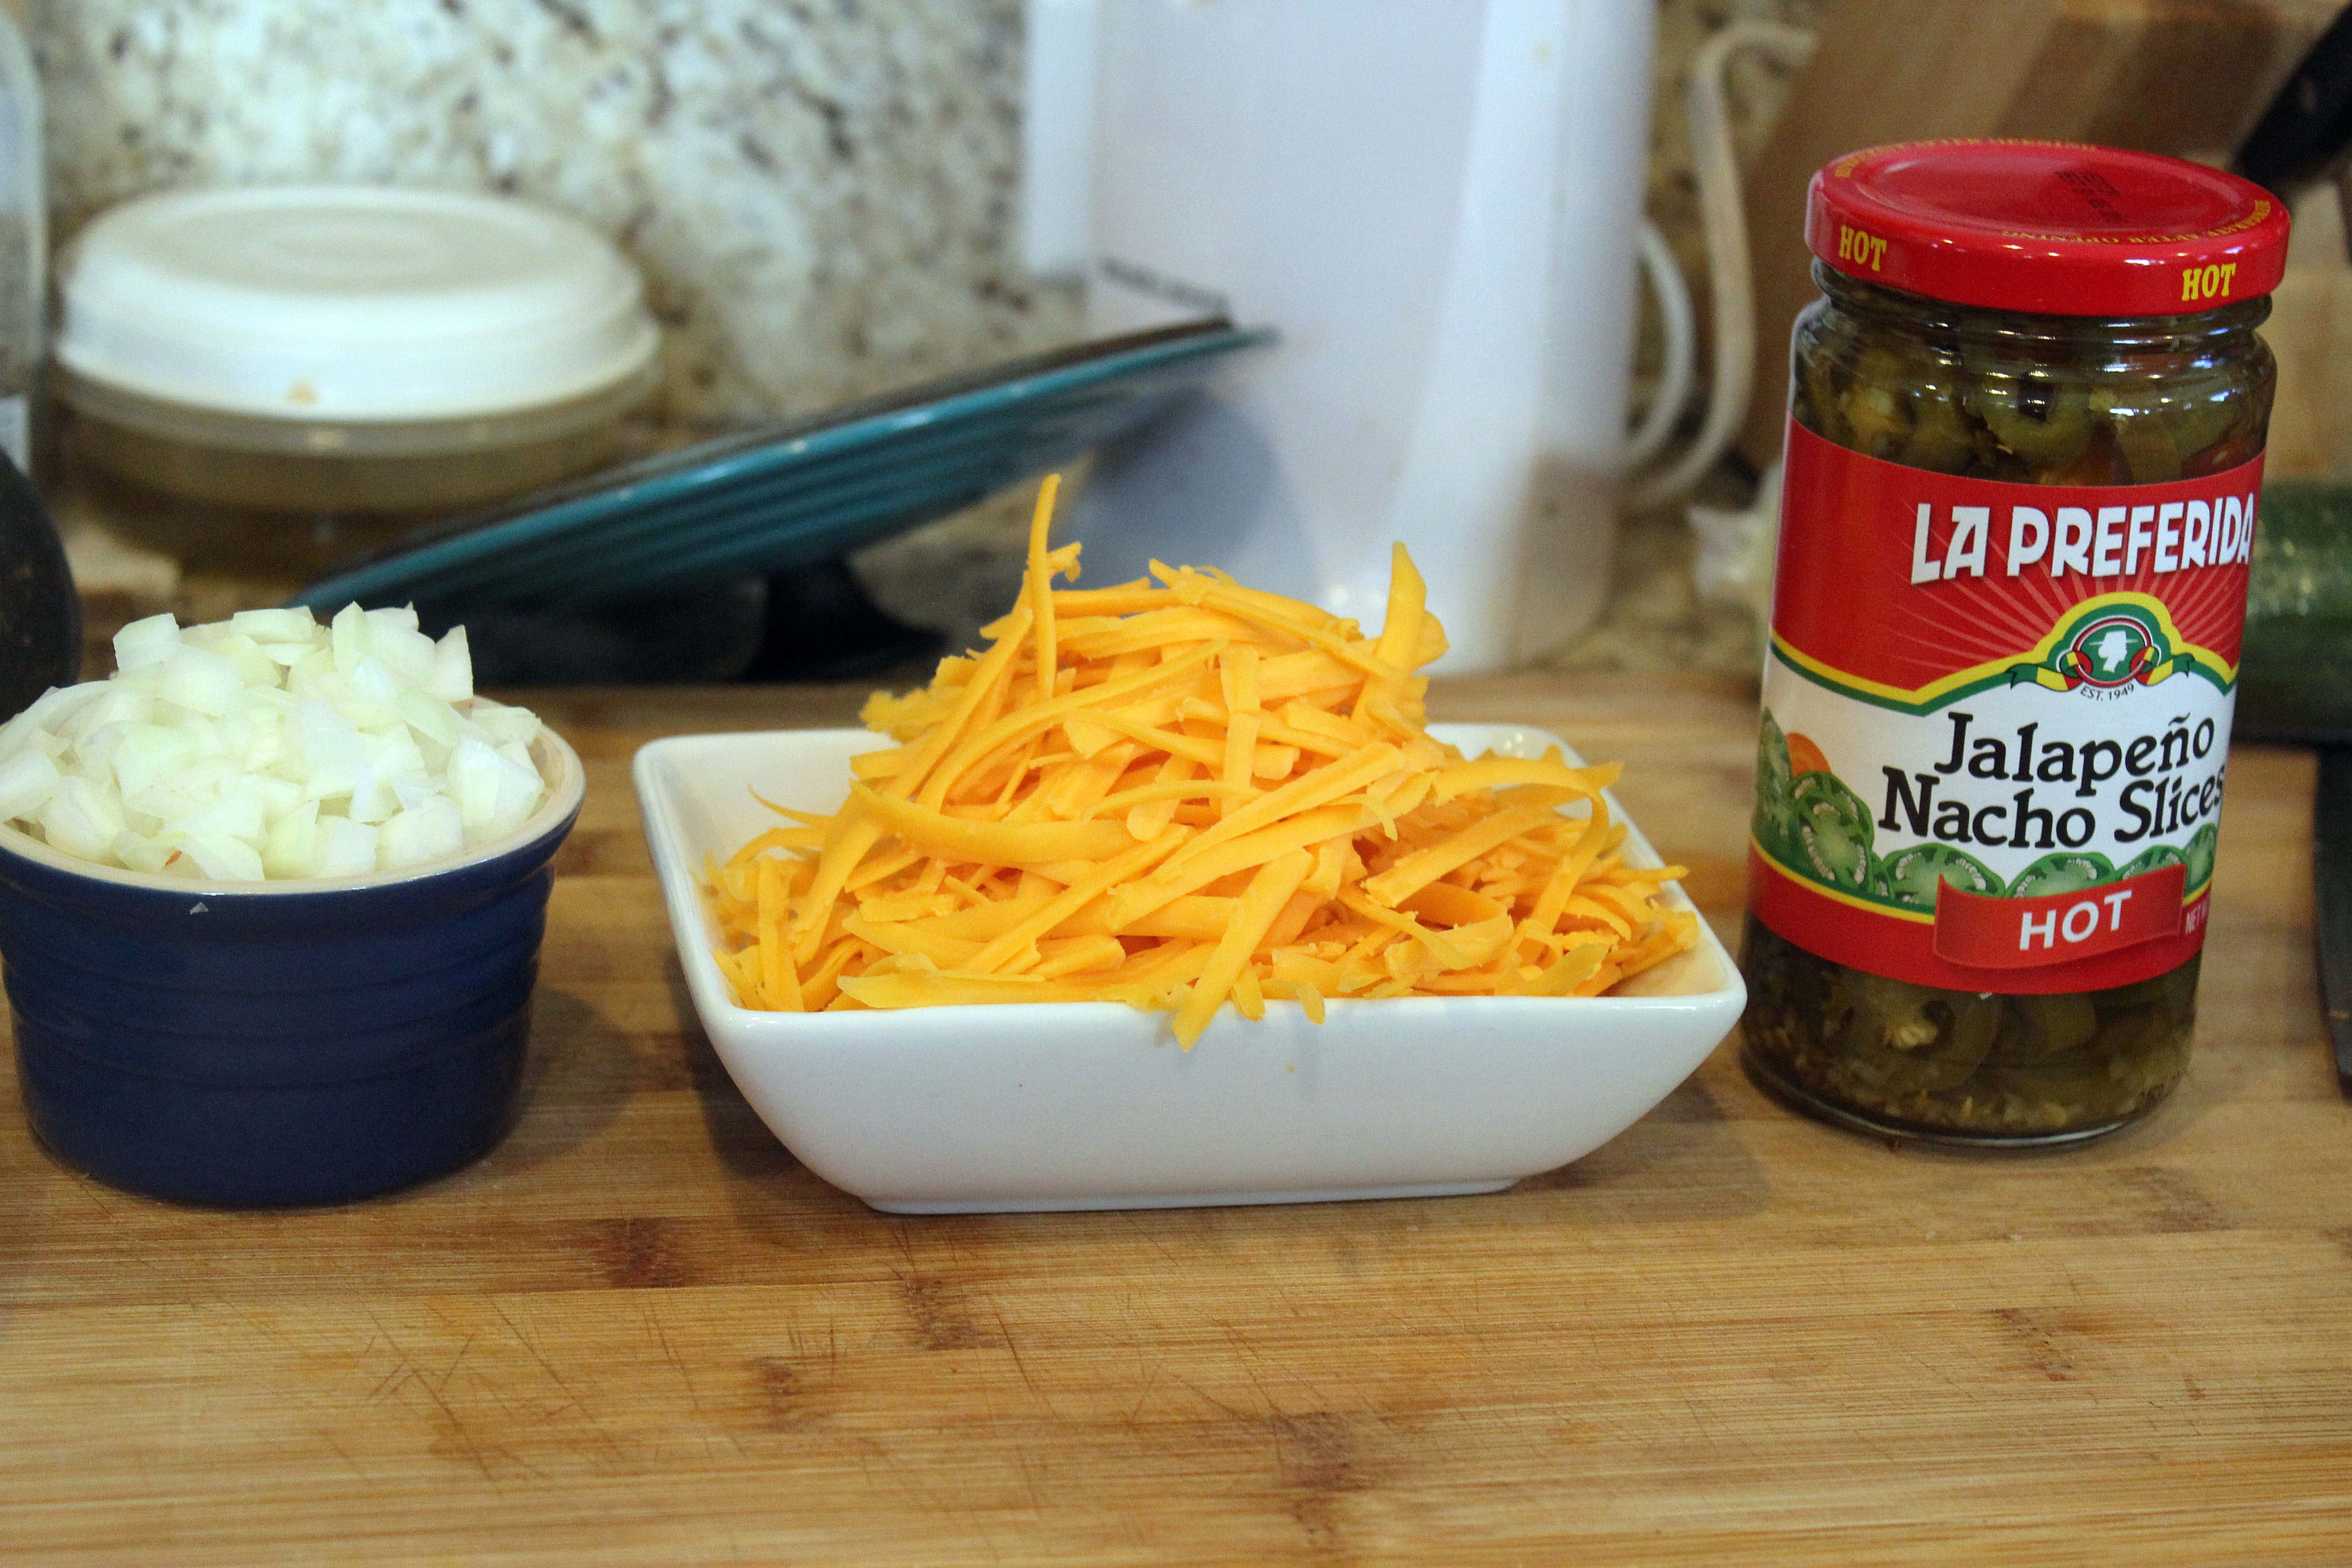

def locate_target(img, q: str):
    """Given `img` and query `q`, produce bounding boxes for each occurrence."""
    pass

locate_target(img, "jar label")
[1750,419,2259,994]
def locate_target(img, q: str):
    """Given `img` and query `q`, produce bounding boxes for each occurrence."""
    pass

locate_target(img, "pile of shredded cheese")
[709,479,1697,1045]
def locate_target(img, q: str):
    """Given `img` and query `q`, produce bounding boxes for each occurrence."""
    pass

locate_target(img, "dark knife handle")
[2238,3,2352,194]
[2313,745,2352,1094]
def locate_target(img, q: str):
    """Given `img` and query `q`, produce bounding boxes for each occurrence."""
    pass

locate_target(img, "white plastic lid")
[54,185,661,422]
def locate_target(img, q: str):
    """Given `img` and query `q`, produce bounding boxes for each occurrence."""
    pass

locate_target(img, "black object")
[744,557,939,683]
[0,451,77,721]
[2236,3,2352,193]
[412,561,939,686]
[2314,748,2352,1094]
[416,579,771,686]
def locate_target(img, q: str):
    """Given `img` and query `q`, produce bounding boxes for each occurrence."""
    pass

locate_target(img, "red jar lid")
[1807,140,2291,317]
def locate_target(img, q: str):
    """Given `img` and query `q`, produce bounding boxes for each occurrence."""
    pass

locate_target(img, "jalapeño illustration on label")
[1749,421,2253,995]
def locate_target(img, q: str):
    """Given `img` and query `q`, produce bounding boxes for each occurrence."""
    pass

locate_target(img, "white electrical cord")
[1626,20,1817,513]
[1625,219,1696,471]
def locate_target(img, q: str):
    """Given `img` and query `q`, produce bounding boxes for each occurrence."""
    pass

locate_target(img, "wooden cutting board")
[1,673,2347,1566]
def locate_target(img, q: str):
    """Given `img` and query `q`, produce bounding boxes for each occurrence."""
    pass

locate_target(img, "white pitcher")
[1024,0,1656,672]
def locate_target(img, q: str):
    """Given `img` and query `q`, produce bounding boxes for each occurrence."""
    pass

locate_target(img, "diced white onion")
[262,801,318,879]
[368,620,439,688]
[40,775,126,861]
[0,683,108,762]
[427,626,474,703]
[380,796,464,870]
[112,613,181,673]
[231,608,321,644]
[312,816,379,878]
[186,627,285,690]
[347,770,400,825]
[348,657,401,711]
[170,828,264,882]
[109,724,203,798]
[0,745,60,821]
[177,787,266,844]
[116,835,179,875]
[0,604,544,881]
[157,645,244,718]
[470,701,540,749]
[330,603,369,676]
[66,685,154,742]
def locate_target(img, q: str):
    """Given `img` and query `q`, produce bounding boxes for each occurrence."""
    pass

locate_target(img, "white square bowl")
[634,725,1745,1214]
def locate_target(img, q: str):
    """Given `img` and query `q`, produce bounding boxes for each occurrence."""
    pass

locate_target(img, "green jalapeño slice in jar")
[1739,140,2288,1146]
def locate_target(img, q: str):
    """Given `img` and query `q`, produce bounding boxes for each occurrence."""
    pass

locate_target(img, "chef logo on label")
[2008,603,2178,699]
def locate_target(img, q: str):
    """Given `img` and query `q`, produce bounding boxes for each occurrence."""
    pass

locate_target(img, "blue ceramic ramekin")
[0,730,584,1207]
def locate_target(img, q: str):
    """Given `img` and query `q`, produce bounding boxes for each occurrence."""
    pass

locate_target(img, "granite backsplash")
[32,0,1818,673]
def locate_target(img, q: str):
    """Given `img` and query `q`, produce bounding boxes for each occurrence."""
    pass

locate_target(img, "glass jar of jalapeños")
[1741,141,2290,1146]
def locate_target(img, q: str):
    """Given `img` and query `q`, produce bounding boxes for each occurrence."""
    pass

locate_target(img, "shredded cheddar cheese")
[707,480,1698,1045]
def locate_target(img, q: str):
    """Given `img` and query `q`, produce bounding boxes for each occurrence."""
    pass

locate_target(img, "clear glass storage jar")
[1740,141,2289,1145]
[52,185,660,583]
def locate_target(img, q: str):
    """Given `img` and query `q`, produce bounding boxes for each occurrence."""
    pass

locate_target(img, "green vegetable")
[1742,918,2199,1140]
[1793,279,2269,486]
[2008,851,2113,898]
[2001,992,2098,1060]
[1752,710,1800,865]
[1971,370,2093,469]
[2117,844,2184,882]
[2105,400,2182,484]
[1872,843,2000,909]
[1790,770,1874,891]
[2241,483,2352,739]
[2184,824,2219,891]
[1905,377,1978,470]
[1822,971,2001,1095]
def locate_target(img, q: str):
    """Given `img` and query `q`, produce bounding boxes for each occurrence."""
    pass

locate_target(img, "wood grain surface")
[2,672,2347,1566]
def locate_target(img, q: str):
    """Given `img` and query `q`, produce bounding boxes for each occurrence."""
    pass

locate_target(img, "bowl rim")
[0,723,586,896]
[635,722,1744,1041]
